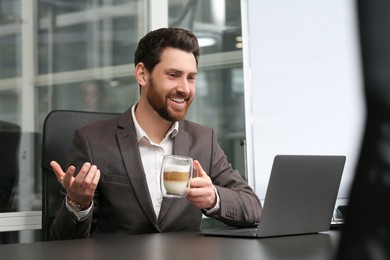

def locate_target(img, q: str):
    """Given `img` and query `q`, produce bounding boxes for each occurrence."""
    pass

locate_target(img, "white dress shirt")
[131,104,178,217]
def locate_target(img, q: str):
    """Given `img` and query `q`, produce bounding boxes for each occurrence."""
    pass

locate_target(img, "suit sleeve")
[50,128,96,240]
[204,129,262,227]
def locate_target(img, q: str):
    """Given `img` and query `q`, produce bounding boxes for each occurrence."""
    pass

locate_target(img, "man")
[50,28,261,240]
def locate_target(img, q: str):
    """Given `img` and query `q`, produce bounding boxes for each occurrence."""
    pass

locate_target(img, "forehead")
[158,47,197,72]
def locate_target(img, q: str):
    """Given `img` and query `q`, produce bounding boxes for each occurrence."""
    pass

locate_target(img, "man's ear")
[134,62,148,86]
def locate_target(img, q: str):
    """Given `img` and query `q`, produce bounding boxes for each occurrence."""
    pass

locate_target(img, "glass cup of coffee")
[160,155,193,198]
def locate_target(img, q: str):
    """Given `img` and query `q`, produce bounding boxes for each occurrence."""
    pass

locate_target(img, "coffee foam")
[164,164,191,172]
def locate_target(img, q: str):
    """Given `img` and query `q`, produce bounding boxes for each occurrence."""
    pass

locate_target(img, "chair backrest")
[41,110,120,241]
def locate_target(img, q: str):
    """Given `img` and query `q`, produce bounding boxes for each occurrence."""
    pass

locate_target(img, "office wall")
[243,0,365,201]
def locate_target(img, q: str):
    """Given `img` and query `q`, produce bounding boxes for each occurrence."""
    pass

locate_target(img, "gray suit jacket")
[50,108,261,240]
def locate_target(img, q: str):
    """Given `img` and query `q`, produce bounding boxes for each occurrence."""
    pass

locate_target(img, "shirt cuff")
[203,185,220,214]
[65,196,93,221]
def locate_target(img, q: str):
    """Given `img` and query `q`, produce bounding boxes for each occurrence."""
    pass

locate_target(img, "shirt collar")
[131,103,179,143]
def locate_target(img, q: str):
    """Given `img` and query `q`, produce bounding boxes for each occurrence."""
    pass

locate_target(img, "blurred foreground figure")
[336,0,390,259]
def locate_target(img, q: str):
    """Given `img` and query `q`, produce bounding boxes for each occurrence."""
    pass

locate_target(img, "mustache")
[168,92,192,100]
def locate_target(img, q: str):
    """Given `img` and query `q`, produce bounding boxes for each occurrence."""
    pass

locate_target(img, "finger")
[191,162,211,189]
[73,162,92,184]
[193,160,206,177]
[190,177,209,189]
[186,190,215,209]
[89,169,101,191]
[82,165,99,188]
[187,187,205,198]
[82,169,100,205]
[62,165,76,188]
[50,161,65,182]
[187,184,217,209]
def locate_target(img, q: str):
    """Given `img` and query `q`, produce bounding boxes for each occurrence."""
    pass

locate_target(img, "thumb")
[193,160,206,178]
[50,160,66,183]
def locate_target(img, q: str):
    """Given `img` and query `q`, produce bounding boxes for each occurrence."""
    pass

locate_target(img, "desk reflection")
[0,231,339,260]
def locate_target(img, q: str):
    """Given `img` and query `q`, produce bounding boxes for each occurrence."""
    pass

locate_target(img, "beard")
[146,77,193,122]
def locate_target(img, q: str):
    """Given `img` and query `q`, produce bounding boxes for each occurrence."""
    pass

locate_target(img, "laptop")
[201,155,346,238]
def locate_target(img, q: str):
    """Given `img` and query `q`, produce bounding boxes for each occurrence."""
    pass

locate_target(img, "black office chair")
[41,110,120,241]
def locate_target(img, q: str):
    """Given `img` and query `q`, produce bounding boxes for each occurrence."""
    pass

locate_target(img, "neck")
[135,100,173,144]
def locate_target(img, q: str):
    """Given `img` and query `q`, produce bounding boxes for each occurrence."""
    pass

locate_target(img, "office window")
[169,0,242,53]
[169,0,246,177]
[0,0,21,79]
[37,0,142,74]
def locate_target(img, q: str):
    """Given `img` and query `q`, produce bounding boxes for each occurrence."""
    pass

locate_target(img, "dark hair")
[134,28,199,72]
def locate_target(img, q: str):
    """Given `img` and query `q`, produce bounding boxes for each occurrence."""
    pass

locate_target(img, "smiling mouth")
[169,97,186,103]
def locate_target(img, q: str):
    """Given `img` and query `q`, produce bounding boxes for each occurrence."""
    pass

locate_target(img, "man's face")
[146,47,197,122]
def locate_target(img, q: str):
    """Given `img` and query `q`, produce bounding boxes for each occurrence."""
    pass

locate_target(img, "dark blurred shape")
[336,0,390,259]
[336,205,348,220]
[81,80,106,112]
[0,120,20,212]
[0,121,20,244]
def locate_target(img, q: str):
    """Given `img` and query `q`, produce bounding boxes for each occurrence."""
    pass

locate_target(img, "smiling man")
[49,28,261,240]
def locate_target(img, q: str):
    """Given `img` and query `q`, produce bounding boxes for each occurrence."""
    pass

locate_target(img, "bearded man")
[50,28,261,240]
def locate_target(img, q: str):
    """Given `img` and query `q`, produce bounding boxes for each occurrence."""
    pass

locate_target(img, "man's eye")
[168,73,176,78]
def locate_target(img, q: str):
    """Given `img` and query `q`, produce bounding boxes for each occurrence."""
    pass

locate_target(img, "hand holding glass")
[160,155,193,198]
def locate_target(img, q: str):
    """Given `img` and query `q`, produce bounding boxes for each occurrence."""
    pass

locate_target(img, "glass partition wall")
[0,0,246,243]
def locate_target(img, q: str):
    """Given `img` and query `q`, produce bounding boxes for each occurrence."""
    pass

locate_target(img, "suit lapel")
[158,121,190,224]
[116,109,159,231]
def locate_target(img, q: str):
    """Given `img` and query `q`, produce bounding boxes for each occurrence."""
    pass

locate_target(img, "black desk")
[0,231,340,260]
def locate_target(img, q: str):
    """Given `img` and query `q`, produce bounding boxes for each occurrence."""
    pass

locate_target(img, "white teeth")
[171,97,185,103]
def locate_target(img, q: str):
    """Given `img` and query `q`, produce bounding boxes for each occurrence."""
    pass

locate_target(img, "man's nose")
[176,77,191,94]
